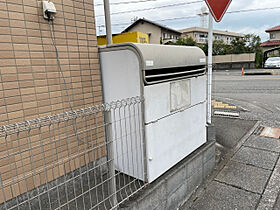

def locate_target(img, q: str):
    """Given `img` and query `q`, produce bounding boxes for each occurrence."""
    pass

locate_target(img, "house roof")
[122,18,182,34]
[266,25,280,32]
[179,27,245,38]
[260,40,280,47]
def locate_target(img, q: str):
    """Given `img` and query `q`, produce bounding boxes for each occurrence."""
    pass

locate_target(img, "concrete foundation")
[120,140,216,210]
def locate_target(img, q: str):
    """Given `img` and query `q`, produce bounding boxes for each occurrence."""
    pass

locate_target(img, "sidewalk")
[181,121,280,210]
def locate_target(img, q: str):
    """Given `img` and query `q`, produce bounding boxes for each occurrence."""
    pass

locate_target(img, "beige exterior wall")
[126,22,162,44]
[0,0,104,202]
[210,53,256,64]
[182,32,195,40]
[262,46,279,51]
[0,0,102,125]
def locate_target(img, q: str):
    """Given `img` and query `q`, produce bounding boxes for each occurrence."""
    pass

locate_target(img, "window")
[170,35,174,39]
[270,33,276,39]
[163,33,168,39]
[147,33,151,44]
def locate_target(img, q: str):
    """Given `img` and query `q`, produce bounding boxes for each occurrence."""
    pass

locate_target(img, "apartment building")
[179,27,245,44]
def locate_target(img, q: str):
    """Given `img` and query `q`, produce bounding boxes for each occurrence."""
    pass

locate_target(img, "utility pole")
[103,0,112,45]
[207,13,213,124]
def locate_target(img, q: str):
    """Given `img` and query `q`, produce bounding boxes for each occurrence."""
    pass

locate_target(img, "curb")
[244,72,272,76]
[243,70,280,76]
[270,70,280,75]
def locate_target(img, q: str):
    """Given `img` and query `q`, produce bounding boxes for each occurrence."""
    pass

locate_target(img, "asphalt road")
[212,70,280,127]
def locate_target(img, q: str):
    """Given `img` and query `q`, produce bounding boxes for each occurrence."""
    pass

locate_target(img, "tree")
[169,37,197,46]
[245,34,263,68]
[212,40,232,55]
[198,40,231,56]
[198,43,208,56]
[230,37,248,54]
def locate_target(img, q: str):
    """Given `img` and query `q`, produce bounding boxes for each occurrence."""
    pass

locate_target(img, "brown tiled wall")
[0,0,102,126]
[0,0,105,203]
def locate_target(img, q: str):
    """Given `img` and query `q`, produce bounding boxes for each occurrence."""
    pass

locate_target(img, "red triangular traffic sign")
[204,0,232,22]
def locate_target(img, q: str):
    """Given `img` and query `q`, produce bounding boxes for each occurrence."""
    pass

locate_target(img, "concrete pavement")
[182,118,280,210]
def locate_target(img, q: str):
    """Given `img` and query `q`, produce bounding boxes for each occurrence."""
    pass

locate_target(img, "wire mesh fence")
[0,96,147,210]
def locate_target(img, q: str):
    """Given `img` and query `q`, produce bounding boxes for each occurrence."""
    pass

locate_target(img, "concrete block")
[186,154,203,179]
[216,160,271,194]
[187,168,203,195]
[232,146,278,170]
[203,142,216,163]
[207,124,216,142]
[136,182,167,210]
[203,156,215,179]
[166,182,188,210]
[166,166,186,196]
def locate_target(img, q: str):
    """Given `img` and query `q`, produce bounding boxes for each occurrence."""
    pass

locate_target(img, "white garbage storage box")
[99,43,207,183]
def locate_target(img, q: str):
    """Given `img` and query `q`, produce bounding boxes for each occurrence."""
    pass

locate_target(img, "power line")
[97,6,280,28]
[94,0,157,7]
[98,15,198,27]
[227,6,280,14]
[95,0,203,17]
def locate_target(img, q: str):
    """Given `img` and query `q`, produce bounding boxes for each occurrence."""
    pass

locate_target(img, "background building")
[180,27,245,44]
[97,31,149,46]
[261,25,280,52]
[123,18,181,44]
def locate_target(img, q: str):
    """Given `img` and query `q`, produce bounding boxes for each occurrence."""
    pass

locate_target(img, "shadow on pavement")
[213,116,258,165]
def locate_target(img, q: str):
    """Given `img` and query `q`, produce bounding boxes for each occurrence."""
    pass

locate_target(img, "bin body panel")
[144,77,206,182]
[100,49,145,180]
[100,49,141,101]
[145,102,206,182]
[144,76,206,123]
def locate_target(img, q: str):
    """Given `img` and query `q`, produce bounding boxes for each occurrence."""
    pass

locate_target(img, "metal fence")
[0,96,147,210]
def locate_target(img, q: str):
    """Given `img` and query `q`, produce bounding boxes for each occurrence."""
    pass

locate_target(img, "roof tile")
[260,40,280,47]
[266,25,280,32]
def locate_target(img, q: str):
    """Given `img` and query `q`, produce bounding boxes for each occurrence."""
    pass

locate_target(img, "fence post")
[105,110,118,208]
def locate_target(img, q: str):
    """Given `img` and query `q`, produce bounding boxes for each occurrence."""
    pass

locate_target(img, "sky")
[93,0,280,42]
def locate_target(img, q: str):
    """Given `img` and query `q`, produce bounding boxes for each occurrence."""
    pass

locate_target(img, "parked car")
[264,57,280,68]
